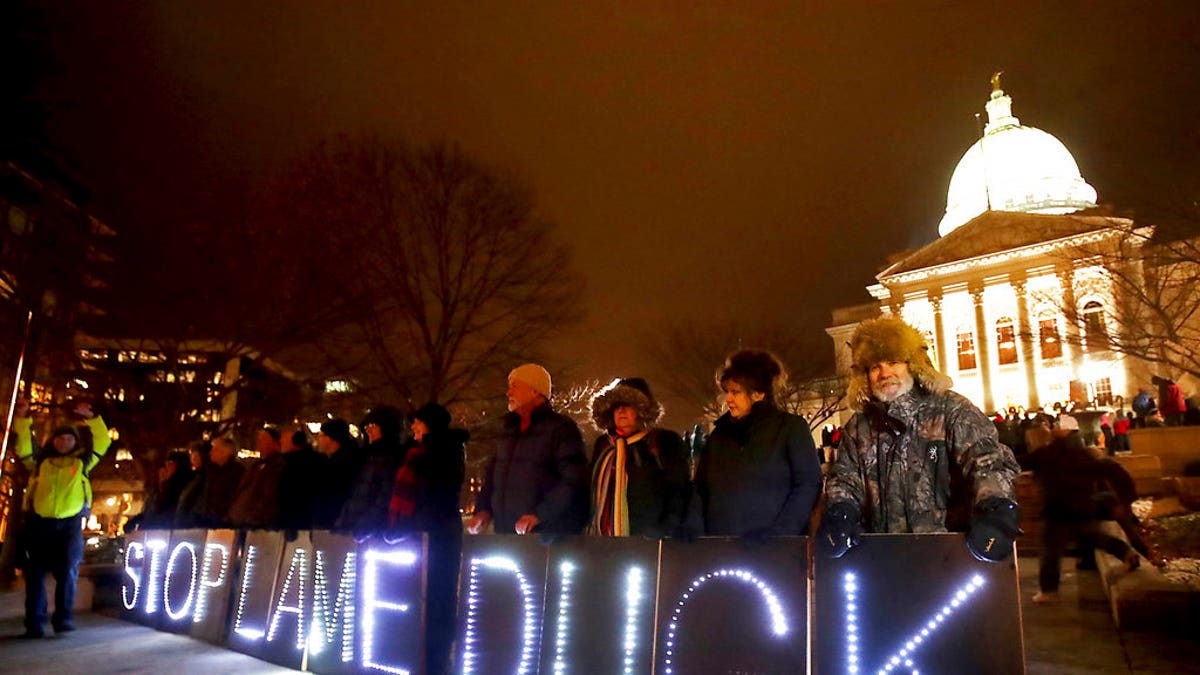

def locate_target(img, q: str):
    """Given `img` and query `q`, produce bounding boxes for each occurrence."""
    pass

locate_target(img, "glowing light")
[233,545,265,641]
[362,547,419,675]
[462,556,539,675]
[662,567,790,675]
[308,549,357,663]
[267,547,309,650]
[163,541,198,621]
[143,538,168,615]
[842,572,986,675]
[623,567,645,675]
[193,543,230,624]
[121,541,145,611]
[552,561,576,674]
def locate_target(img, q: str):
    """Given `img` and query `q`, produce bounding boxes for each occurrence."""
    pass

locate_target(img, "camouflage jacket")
[826,388,1019,533]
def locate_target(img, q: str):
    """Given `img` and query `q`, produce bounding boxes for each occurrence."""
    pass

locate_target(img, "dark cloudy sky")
[19,1,1200,414]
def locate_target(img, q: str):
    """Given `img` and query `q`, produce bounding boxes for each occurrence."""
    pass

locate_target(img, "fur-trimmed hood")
[847,316,952,411]
[591,378,663,432]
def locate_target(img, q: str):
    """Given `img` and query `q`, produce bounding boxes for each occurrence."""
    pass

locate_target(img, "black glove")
[966,497,1021,563]
[739,526,779,550]
[817,501,863,559]
[353,530,374,545]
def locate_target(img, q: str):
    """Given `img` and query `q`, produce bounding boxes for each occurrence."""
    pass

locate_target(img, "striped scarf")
[589,429,648,536]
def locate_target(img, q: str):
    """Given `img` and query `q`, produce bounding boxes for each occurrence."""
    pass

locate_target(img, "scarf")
[589,429,648,536]
[389,443,426,527]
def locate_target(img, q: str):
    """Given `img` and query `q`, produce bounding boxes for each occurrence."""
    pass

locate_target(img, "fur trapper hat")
[847,316,952,411]
[591,377,663,432]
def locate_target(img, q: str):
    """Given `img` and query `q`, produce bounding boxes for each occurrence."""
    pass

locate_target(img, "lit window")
[995,317,1017,365]
[1094,377,1113,406]
[1083,301,1108,351]
[1038,313,1062,360]
[956,330,977,371]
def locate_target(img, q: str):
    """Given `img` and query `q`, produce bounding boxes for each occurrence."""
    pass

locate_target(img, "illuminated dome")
[938,81,1097,236]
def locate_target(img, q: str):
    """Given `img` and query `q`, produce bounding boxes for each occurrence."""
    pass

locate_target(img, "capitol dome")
[938,82,1098,236]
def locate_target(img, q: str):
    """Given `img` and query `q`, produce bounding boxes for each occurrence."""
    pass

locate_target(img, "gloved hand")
[353,530,374,545]
[817,501,863,559]
[966,497,1021,563]
[739,526,779,550]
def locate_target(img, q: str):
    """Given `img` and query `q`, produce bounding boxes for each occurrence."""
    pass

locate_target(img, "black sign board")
[305,531,360,674]
[355,534,428,675]
[157,528,209,633]
[225,529,286,657]
[812,533,1023,675]
[190,529,239,644]
[456,535,550,675]
[656,537,810,675]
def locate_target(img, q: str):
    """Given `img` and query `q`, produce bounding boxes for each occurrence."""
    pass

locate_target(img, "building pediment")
[879,210,1130,283]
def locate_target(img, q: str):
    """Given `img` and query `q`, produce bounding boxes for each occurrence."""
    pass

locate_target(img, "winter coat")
[476,402,588,535]
[313,444,364,529]
[177,458,245,528]
[336,438,408,533]
[1161,383,1186,416]
[589,428,690,537]
[689,402,822,537]
[142,466,195,528]
[389,428,469,535]
[826,388,1020,533]
[279,446,326,529]
[228,453,285,528]
[1019,433,1109,522]
[15,416,111,519]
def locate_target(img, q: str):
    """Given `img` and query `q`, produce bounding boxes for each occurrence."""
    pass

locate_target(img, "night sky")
[15,1,1200,423]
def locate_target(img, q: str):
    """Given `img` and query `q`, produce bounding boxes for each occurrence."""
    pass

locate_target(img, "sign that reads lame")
[121,531,1022,674]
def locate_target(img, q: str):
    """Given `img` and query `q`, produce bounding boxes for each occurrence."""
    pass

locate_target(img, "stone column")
[971,285,995,413]
[1058,269,1084,374]
[1012,279,1040,408]
[930,293,948,373]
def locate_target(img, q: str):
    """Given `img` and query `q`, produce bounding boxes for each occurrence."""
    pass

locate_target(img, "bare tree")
[1045,212,1200,383]
[644,318,845,429]
[256,137,585,409]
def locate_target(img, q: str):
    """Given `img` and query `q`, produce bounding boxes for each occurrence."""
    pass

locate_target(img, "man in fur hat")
[818,316,1022,563]
[588,378,690,538]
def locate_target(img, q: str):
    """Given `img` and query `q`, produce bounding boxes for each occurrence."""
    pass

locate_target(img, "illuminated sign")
[117,531,1020,674]
[813,533,1023,675]
[192,529,236,644]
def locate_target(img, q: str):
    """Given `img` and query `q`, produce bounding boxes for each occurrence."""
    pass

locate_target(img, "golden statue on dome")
[991,71,1004,93]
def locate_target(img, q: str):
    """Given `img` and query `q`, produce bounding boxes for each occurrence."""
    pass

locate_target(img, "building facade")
[828,78,1150,417]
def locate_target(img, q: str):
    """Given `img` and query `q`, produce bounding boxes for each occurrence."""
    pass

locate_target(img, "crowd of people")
[25,315,1166,671]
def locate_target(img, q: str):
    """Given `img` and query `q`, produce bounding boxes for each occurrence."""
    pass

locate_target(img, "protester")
[337,405,408,536]
[686,350,822,542]
[588,378,689,538]
[1153,375,1186,427]
[141,451,194,528]
[1019,414,1141,603]
[1112,410,1131,452]
[177,436,245,528]
[312,418,362,529]
[468,363,588,537]
[387,402,468,675]
[13,398,110,638]
[279,426,325,530]
[228,427,286,528]
[819,316,1022,562]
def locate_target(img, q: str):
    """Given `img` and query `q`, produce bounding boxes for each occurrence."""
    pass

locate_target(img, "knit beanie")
[413,402,452,432]
[508,363,552,398]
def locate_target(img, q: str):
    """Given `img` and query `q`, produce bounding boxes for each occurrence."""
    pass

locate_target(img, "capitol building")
[828,76,1152,415]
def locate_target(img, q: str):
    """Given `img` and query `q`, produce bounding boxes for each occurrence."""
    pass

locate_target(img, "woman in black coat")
[688,350,822,540]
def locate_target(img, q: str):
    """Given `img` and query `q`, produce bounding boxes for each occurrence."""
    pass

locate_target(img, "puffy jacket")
[16,416,112,519]
[689,402,821,536]
[476,402,588,534]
